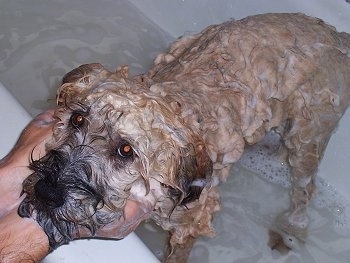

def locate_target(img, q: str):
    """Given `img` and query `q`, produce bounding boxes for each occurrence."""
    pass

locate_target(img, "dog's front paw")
[268,229,302,254]
[269,210,306,254]
[276,210,308,240]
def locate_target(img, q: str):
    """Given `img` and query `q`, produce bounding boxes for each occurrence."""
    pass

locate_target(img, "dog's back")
[145,13,350,162]
[141,13,350,257]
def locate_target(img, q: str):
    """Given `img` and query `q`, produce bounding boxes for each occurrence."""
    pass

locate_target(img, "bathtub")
[1,0,350,262]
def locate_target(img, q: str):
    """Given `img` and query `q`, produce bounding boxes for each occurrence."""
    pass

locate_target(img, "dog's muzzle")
[18,148,114,250]
[27,150,68,208]
[34,177,65,208]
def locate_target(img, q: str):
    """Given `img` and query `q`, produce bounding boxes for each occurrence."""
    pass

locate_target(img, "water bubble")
[333,206,344,216]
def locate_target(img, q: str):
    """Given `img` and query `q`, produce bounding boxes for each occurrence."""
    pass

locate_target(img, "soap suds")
[238,131,350,232]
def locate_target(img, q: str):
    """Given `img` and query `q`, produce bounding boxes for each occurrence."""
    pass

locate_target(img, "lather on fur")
[19,13,350,262]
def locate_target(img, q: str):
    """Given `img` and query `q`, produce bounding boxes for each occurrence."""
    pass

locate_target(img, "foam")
[237,131,350,233]
[314,178,350,235]
[238,131,291,188]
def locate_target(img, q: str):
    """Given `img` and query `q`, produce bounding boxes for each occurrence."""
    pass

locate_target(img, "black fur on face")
[18,102,137,249]
[18,146,125,249]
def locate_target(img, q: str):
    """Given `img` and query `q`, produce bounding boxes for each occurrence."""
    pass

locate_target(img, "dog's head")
[18,63,213,249]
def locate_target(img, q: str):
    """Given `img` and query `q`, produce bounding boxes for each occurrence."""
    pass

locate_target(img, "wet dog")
[19,13,350,262]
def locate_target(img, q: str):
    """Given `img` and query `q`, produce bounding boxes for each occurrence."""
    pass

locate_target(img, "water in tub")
[1,0,350,262]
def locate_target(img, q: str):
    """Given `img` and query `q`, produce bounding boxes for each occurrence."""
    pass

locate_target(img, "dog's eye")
[70,113,85,128]
[117,143,133,158]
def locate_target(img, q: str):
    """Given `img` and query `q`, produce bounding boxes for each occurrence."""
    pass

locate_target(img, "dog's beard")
[18,147,124,249]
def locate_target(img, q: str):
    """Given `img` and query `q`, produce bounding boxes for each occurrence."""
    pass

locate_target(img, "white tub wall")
[130,0,350,37]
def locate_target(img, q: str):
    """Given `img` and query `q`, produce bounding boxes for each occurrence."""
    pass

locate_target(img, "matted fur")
[19,13,350,262]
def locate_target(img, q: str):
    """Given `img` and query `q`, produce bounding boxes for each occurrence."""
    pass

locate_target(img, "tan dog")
[19,13,350,262]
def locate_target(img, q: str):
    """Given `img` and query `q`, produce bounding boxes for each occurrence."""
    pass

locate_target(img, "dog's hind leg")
[276,141,319,240]
[273,109,339,248]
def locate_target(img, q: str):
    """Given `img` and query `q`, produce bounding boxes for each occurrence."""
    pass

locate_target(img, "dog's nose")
[34,179,65,208]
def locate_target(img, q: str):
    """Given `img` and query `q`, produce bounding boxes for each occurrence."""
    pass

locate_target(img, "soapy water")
[238,132,292,189]
[238,131,350,236]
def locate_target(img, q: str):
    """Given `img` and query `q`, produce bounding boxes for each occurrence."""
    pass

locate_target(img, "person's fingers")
[74,199,152,240]
[1,109,55,166]
[30,109,56,127]
[0,109,56,216]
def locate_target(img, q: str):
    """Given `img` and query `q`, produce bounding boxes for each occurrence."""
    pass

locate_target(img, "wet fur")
[19,13,350,262]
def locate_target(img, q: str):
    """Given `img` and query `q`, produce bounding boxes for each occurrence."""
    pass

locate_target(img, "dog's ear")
[174,142,213,205]
[57,63,106,106]
[57,64,131,106]
[61,63,105,85]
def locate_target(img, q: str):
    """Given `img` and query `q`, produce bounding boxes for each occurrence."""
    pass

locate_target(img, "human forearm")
[0,209,49,263]
[0,110,54,262]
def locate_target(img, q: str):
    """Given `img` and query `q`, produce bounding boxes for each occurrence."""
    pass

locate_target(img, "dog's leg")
[277,143,318,238]
[273,113,337,249]
[268,138,321,252]
[162,187,220,263]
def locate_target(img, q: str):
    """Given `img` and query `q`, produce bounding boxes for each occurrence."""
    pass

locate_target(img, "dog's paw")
[276,211,308,239]
[268,230,291,255]
[268,229,302,255]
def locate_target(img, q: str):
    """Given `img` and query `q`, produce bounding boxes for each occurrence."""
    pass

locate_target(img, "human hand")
[0,110,55,216]
[0,110,55,263]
